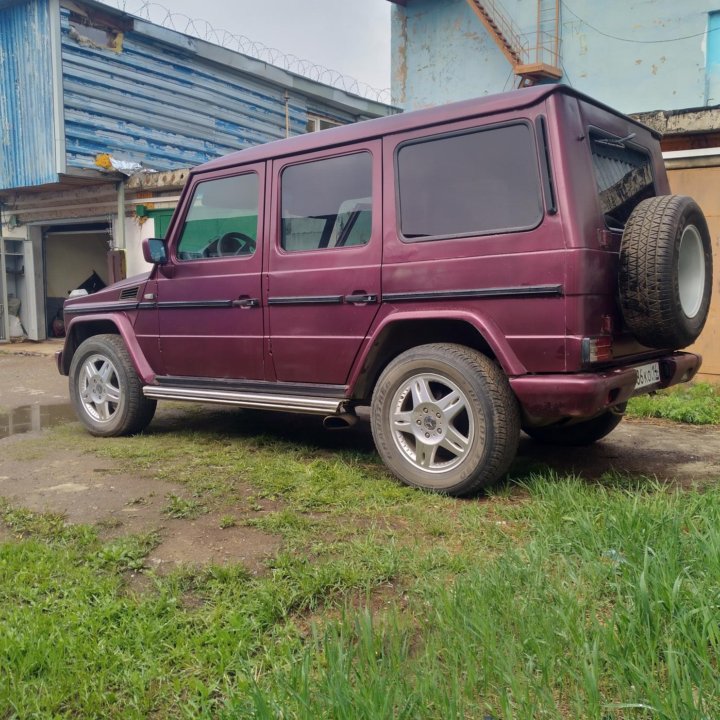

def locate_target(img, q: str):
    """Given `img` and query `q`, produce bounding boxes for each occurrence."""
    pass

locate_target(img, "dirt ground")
[1,351,719,571]
[0,351,281,573]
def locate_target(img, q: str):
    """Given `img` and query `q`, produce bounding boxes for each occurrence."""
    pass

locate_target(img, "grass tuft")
[627,382,720,424]
[163,494,206,519]
[93,531,160,572]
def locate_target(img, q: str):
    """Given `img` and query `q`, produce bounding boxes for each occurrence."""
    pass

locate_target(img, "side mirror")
[142,237,168,265]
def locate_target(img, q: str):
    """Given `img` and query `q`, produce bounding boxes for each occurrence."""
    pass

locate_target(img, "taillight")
[582,336,613,364]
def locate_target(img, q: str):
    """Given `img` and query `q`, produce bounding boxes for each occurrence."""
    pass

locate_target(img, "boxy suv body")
[58,85,713,496]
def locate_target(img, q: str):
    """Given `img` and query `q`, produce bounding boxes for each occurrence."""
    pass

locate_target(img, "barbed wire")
[111,0,392,103]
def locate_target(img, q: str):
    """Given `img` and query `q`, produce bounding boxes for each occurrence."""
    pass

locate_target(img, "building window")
[281,153,373,252]
[68,10,127,52]
[707,11,720,104]
[306,114,343,133]
[397,123,543,240]
[177,174,259,260]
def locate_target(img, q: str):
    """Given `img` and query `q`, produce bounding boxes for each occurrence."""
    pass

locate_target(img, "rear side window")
[590,131,655,229]
[177,174,258,260]
[281,152,373,252]
[397,123,543,240]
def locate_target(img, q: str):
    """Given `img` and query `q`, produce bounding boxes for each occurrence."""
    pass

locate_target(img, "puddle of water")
[0,404,76,439]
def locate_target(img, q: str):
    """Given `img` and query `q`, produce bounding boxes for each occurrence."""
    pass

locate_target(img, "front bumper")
[510,351,701,422]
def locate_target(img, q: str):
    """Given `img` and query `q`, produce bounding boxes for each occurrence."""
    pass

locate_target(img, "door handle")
[344,293,378,305]
[232,297,260,309]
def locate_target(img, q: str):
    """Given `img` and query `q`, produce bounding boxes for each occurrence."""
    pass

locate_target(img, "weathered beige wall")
[667,166,720,383]
[45,233,109,298]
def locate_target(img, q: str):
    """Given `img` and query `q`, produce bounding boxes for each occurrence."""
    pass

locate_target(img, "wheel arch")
[369,341,520,495]
[61,314,156,383]
[348,311,524,402]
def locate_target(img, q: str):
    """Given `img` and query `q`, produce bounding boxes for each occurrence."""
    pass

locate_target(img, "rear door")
[155,166,265,380]
[267,143,382,385]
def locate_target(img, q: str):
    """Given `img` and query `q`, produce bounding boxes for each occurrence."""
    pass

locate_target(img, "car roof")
[194,84,656,175]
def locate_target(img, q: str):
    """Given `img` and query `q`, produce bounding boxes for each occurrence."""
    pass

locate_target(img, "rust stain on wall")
[393,10,408,104]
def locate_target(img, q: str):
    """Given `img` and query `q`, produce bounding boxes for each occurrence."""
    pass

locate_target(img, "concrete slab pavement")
[0,339,64,357]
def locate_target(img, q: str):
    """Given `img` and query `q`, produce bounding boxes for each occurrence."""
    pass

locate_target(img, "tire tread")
[619,195,712,348]
[371,343,520,496]
[69,333,156,437]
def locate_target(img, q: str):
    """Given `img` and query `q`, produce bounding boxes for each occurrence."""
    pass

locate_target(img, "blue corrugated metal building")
[1,0,392,191]
[0,0,395,340]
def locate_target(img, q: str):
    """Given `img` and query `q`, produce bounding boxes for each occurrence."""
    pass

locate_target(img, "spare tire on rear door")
[619,195,713,349]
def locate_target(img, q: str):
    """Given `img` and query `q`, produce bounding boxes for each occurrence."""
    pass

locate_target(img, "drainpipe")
[116,181,126,251]
[284,91,290,138]
[111,181,127,283]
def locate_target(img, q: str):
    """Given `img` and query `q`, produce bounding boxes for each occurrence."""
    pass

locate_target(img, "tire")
[523,405,625,447]
[69,334,156,437]
[370,343,520,496]
[619,195,713,349]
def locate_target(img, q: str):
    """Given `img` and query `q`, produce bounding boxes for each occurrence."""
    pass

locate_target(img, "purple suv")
[58,85,713,496]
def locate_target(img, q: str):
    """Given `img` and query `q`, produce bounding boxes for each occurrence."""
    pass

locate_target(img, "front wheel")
[370,343,520,496]
[69,334,156,436]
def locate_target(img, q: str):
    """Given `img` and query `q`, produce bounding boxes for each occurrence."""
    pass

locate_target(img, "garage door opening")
[44,223,112,337]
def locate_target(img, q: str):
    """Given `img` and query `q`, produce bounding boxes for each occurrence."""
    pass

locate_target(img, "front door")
[267,143,382,385]
[155,166,265,380]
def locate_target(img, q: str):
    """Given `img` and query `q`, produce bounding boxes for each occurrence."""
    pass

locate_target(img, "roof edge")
[194,83,660,175]
[631,105,720,136]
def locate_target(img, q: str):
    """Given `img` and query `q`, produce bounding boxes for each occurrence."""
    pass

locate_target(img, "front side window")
[590,131,654,229]
[397,123,543,240]
[281,152,373,252]
[177,174,258,260]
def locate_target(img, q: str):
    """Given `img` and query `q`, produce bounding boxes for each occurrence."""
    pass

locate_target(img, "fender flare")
[346,307,526,395]
[62,313,156,384]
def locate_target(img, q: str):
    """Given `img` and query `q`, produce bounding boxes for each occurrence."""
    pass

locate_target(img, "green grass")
[164,493,206,519]
[627,382,720,424]
[219,514,237,529]
[2,407,720,718]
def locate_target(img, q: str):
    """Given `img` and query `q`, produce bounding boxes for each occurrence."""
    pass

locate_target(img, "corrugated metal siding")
[0,0,57,190]
[61,8,312,171]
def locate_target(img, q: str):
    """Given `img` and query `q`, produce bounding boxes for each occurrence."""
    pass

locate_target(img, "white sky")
[104,0,392,92]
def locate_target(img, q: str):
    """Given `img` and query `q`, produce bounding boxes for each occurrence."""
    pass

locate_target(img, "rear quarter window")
[396,122,543,241]
[590,130,655,229]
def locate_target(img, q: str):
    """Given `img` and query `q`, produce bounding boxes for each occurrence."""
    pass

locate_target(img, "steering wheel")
[217,231,256,256]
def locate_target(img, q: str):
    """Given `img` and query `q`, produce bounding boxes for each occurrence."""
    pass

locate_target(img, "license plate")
[634,362,661,390]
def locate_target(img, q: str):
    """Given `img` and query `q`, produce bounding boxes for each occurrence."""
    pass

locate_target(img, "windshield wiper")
[594,132,636,149]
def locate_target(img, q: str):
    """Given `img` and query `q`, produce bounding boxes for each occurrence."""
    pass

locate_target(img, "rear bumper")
[510,351,701,421]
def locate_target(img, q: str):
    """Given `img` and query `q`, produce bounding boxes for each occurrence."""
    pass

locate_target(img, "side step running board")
[143,385,344,415]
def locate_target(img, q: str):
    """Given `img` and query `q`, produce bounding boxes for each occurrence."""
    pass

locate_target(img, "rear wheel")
[523,406,625,446]
[69,334,156,437]
[371,343,520,496]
